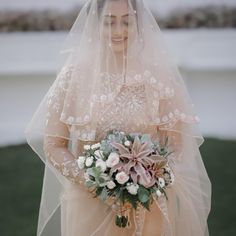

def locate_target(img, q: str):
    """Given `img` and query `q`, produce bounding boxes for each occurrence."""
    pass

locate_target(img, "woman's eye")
[104,21,114,26]
[123,18,134,26]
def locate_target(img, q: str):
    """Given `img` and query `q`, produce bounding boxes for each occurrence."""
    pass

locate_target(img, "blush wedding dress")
[59,70,165,236]
[25,0,211,235]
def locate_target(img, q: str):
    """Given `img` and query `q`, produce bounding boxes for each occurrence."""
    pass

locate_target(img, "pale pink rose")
[106,152,120,168]
[115,171,129,185]
[106,180,116,189]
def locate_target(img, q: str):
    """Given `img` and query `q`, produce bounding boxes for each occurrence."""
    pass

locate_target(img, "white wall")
[0,29,236,146]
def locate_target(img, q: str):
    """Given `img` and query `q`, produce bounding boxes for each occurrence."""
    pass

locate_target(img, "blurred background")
[0,0,235,235]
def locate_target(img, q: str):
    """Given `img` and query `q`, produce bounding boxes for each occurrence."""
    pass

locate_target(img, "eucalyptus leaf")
[92,166,102,178]
[86,168,95,177]
[95,187,103,197]
[140,134,151,144]
[126,134,134,142]
[99,187,108,201]
[140,198,151,211]
[98,177,105,183]
[85,180,95,188]
[138,186,150,203]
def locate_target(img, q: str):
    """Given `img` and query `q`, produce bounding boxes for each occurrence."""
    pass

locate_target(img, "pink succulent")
[110,136,164,188]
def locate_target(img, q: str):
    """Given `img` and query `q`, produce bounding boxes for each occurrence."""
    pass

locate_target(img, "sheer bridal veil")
[24,0,211,235]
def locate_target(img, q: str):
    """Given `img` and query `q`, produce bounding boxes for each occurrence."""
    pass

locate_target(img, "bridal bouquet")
[76,129,175,228]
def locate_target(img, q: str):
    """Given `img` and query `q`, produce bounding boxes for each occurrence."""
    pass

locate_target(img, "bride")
[25,0,211,235]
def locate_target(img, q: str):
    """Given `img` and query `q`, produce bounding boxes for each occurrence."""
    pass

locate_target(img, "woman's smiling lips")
[111,37,127,44]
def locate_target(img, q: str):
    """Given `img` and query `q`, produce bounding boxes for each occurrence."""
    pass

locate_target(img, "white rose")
[115,171,129,185]
[84,144,91,150]
[156,189,162,197]
[76,159,85,169]
[106,152,120,168]
[158,177,165,188]
[91,143,101,149]
[94,150,104,159]
[85,156,94,167]
[77,156,86,163]
[107,180,116,189]
[95,159,107,172]
[126,183,139,195]
[76,156,86,169]
[124,140,131,147]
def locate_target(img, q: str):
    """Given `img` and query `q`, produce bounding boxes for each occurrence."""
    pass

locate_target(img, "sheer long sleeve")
[157,99,184,162]
[42,65,81,184]
[43,135,81,184]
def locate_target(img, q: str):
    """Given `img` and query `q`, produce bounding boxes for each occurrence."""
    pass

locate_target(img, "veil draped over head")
[24,0,211,235]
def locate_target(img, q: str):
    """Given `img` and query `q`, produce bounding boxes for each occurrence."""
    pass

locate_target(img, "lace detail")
[47,65,73,113]
[93,70,175,105]
[46,67,199,133]
[43,135,82,184]
[43,69,200,183]
[96,82,150,140]
[44,65,83,184]
[45,65,74,130]
[94,72,199,140]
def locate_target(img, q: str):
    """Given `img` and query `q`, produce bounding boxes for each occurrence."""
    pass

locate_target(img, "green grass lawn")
[0,137,235,236]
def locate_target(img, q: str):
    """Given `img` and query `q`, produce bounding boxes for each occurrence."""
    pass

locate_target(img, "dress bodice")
[73,72,159,154]
[95,73,156,141]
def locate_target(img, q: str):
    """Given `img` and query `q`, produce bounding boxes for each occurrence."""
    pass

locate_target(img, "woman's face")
[100,0,137,53]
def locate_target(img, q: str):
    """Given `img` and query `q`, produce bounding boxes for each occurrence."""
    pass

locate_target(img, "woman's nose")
[113,23,123,36]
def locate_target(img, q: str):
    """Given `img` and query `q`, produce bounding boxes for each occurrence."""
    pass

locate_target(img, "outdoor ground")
[0,137,235,235]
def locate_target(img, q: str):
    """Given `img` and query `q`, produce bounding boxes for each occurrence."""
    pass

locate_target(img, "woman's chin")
[111,44,127,53]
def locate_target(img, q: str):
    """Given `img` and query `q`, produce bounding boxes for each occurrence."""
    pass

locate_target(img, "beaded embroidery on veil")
[24,0,211,235]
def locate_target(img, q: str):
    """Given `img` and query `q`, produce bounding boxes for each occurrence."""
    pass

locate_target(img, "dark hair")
[86,0,139,32]
[86,0,137,18]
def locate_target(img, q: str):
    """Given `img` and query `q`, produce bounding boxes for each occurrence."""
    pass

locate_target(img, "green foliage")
[138,185,150,203]
[88,167,101,182]
[123,190,139,210]
[126,134,135,143]
[99,188,108,201]
[95,187,103,197]
[140,134,151,144]
[140,198,151,211]
[85,180,95,188]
